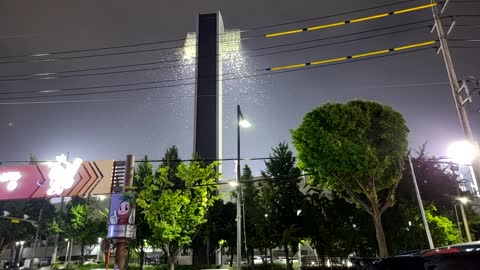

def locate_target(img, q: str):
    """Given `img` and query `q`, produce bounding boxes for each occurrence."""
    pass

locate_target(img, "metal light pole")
[457,198,473,242]
[32,208,43,266]
[236,105,251,270]
[64,239,70,268]
[453,203,464,240]
[408,155,434,249]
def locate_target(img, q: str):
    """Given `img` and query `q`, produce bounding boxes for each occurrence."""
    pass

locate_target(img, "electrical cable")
[263,3,438,38]
[0,22,432,81]
[265,40,436,71]
[0,47,435,101]
[0,80,451,105]
[0,0,423,62]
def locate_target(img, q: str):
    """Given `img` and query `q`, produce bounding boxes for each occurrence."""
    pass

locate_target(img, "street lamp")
[236,105,250,270]
[448,141,477,165]
[455,197,473,242]
[447,140,480,195]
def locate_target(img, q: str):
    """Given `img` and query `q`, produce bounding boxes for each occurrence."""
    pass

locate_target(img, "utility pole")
[431,1,480,190]
[51,197,64,264]
[408,155,434,249]
[113,155,135,270]
[32,208,43,267]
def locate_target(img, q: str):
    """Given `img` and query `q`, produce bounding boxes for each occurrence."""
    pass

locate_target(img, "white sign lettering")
[46,154,83,196]
[0,172,22,191]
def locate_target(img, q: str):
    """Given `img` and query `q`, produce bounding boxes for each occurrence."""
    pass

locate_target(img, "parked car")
[352,241,480,270]
[39,258,50,266]
[84,259,98,265]
[253,256,263,264]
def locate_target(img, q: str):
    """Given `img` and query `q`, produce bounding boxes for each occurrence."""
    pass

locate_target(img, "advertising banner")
[107,193,136,239]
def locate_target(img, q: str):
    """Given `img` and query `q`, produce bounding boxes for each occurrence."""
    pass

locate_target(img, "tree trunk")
[320,254,326,270]
[167,255,176,270]
[139,243,145,270]
[51,233,59,264]
[372,208,388,257]
[284,245,292,270]
[229,253,234,267]
[269,248,273,264]
[81,240,86,265]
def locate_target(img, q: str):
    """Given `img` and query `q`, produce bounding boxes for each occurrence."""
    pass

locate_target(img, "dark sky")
[0,0,479,179]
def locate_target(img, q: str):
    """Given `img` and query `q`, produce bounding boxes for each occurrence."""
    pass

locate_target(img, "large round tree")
[292,100,409,256]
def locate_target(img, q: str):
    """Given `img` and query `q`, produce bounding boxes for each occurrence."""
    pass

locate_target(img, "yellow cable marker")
[307,22,346,31]
[394,40,436,51]
[310,57,348,65]
[265,2,438,38]
[267,41,436,71]
[393,3,437,14]
[351,49,391,59]
[350,13,390,23]
[265,29,304,38]
[270,63,306,71]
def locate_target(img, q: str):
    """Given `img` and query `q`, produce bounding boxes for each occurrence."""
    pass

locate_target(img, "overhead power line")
[265,40,436,71]
[264,3,438,37]
[0,0,424,62]
[0,80,452,105]
[0,22,432,81]
[0,47,434,102]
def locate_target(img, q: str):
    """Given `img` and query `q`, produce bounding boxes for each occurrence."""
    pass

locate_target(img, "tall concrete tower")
[194,12,223,164]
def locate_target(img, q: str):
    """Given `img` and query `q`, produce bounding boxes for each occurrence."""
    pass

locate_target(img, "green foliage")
[260,142,304,269]
[383,146,463,254]
[136,153,221,270]
[130,155,154,270]
[63,197,106,264]
[303,189,377,259]
[425,206,462,246]
[292,100,409,256]
[0,198,56,255]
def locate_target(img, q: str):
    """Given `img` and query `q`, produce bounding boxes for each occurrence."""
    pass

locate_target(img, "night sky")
[0,0,479,179]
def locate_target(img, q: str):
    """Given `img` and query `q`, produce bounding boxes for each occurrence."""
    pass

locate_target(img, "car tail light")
[423,247,461,257]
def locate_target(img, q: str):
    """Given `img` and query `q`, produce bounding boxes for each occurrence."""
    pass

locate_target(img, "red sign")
[0,159,114,200]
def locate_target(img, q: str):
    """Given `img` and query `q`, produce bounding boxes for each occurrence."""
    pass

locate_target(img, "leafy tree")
[131,155,154,270]
[137,160,220,270]
[64,198,106,265]
[0,199,55,259]
[303,188,377,267]
[242,165,262,265]
[384,147,463,253]
[260,142,304,270]
[292,101,409,256]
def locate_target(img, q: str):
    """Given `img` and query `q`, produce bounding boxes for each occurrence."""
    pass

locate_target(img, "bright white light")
[228,181,239,187]
[65,238,69,242]
[7,181,17,191]
[98,237,102,243]
[97,195,107,201]
[46,154,82,196]
[408,221,412,227]
[23,214,29,220]
[0,172,22,191]
[239,119,251,128]
[264,214,268,218]
[458,197,470,204]
[296,210,302,216]
[447,141,478,165]
[3,210,10,217]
